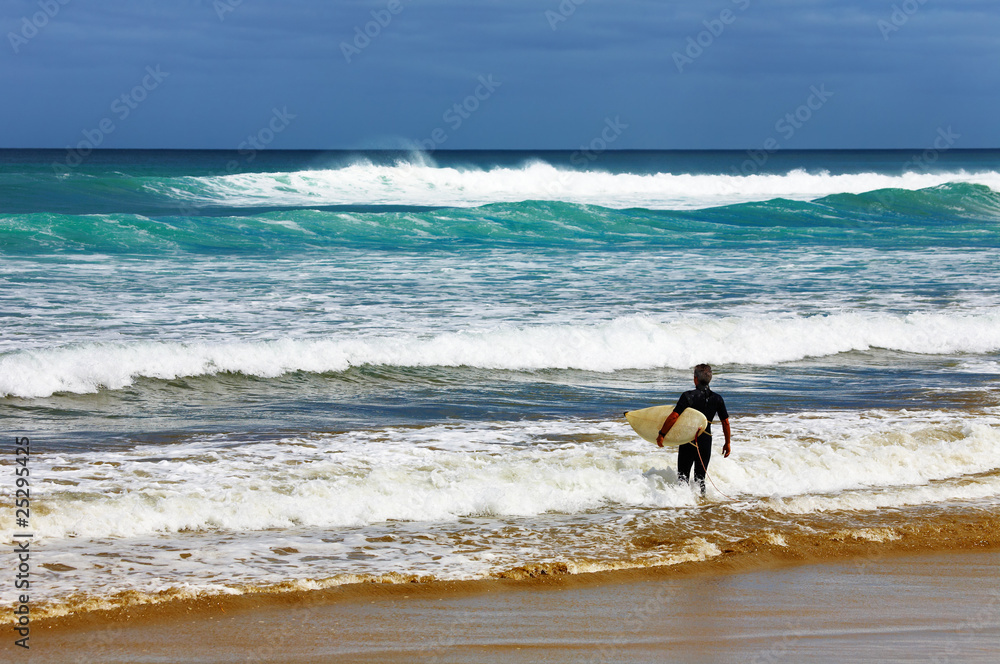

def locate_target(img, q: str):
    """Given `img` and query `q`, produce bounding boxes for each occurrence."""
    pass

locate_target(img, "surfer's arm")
[655,412,680,448]
[722,418,732,457]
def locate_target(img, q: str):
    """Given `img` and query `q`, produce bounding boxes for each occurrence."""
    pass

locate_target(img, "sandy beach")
[13,546,998,664]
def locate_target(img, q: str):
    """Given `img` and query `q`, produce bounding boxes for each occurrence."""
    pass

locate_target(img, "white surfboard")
[624,405,708,447]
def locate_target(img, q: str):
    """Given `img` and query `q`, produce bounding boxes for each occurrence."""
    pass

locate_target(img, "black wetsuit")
[674,386,728,492]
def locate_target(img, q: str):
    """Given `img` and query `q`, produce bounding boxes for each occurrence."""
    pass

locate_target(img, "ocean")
[2,148,999,619]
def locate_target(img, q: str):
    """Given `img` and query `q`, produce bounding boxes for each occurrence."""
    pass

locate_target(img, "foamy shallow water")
[6,408,1000,616]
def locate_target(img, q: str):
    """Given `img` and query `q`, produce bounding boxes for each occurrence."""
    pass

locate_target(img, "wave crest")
[173,163,1000,211]
[4,312,1000,398]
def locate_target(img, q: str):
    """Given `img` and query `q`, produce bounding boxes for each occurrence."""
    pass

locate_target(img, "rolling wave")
[180,162,1000,211]
[4,312,1000,398]
[3,159,1000,215]
[3,183,999,254]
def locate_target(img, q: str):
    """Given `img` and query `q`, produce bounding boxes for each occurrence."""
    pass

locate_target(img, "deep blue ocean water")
[2,149,1000,615]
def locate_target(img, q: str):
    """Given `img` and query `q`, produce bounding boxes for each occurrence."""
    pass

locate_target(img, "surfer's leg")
[693,435,713,495]
[677,443,696,484]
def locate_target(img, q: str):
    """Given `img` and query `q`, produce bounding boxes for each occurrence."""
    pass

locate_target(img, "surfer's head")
[694,364,712,388]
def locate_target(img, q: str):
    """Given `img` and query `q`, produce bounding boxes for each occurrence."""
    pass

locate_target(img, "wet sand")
[14,548,1000,663]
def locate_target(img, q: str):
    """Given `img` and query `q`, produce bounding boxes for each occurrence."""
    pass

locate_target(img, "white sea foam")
[6,409,999,610]
[4,410,999,545]
[4,311,1000,398]
[168,162,1000,210]
[8,421,672,541]
[715,413,1000,505]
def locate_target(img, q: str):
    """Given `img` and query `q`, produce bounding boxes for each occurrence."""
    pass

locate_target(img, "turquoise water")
[2,149,1000,615]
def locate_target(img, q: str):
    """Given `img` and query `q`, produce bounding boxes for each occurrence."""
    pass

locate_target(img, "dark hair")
[694,364,712,388]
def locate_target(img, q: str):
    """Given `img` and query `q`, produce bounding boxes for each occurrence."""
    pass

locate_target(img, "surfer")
[656,364,731,494]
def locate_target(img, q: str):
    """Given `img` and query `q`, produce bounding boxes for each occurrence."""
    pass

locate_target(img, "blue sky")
[3,0,998,150]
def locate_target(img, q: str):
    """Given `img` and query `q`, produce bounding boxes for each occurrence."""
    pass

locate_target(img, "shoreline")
[12,544,1000,663]
[22,508,1000,632]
